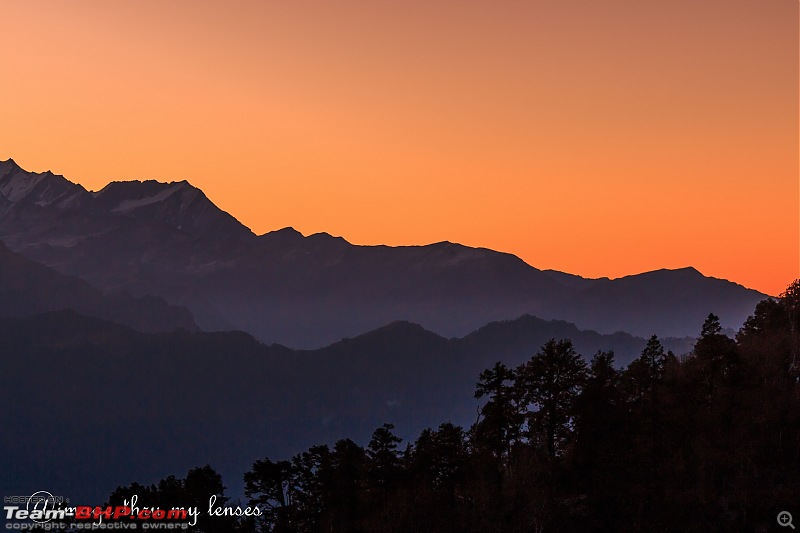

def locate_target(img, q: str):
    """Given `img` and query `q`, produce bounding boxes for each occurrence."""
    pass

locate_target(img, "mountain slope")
[0,158,91,210]
[548,267,765,338]
[92,179,254,240]
[0,239,198,333]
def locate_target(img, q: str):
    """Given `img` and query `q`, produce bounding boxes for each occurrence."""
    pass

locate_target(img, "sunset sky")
[2,0,797,295]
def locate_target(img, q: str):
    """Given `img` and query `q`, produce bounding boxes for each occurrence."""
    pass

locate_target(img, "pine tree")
[516,339,587,458]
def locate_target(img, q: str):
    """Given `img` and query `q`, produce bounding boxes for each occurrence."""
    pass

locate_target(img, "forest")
[107,280,800,532]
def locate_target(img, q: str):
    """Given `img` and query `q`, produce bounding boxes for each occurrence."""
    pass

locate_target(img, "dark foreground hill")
[0,310,691,503]
[0,158,766,347]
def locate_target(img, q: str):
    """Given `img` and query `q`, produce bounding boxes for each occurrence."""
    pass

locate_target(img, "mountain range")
[0,309,692,503]
[0,157,773,503]
[0,158,767,348]
[0,239,197,332]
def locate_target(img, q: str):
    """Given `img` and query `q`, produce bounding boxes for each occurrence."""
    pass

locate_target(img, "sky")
[1,0,797,296]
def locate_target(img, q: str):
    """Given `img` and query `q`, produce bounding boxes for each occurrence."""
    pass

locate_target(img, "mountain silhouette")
[0,239,197,332]
[0,308,692,502]
[0,158,767,347]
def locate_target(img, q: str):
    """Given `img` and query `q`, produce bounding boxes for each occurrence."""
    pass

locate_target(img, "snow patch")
[0,172,46,203]
[111,184,185,213]
[55,192,86,209]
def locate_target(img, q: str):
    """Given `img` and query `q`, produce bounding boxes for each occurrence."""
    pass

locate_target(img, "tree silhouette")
[472,361,521,462]
[690,313,738,402]
[244,458,294,532]
[516,339,587,458]
[366,423,403,489]
[107,465,240,533]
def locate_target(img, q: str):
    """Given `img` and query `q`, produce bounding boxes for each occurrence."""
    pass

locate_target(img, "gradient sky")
[2,0,797,295]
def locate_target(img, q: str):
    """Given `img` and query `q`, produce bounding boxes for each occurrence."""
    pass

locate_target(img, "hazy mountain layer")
[0,240,198,332]
[0,309,693,503]
[0,158,767,347]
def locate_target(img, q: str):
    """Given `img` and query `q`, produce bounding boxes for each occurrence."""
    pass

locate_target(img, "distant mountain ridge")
[93,179,254,240]
[0,160,90,210]
[0,239,198,333]
[0,158,767,347]
[0,308,692,502]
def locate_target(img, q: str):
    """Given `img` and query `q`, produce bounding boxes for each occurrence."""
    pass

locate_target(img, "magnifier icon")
[779,511,795,529]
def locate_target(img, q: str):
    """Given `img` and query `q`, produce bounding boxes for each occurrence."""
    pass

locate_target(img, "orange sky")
[2,0,797,296]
